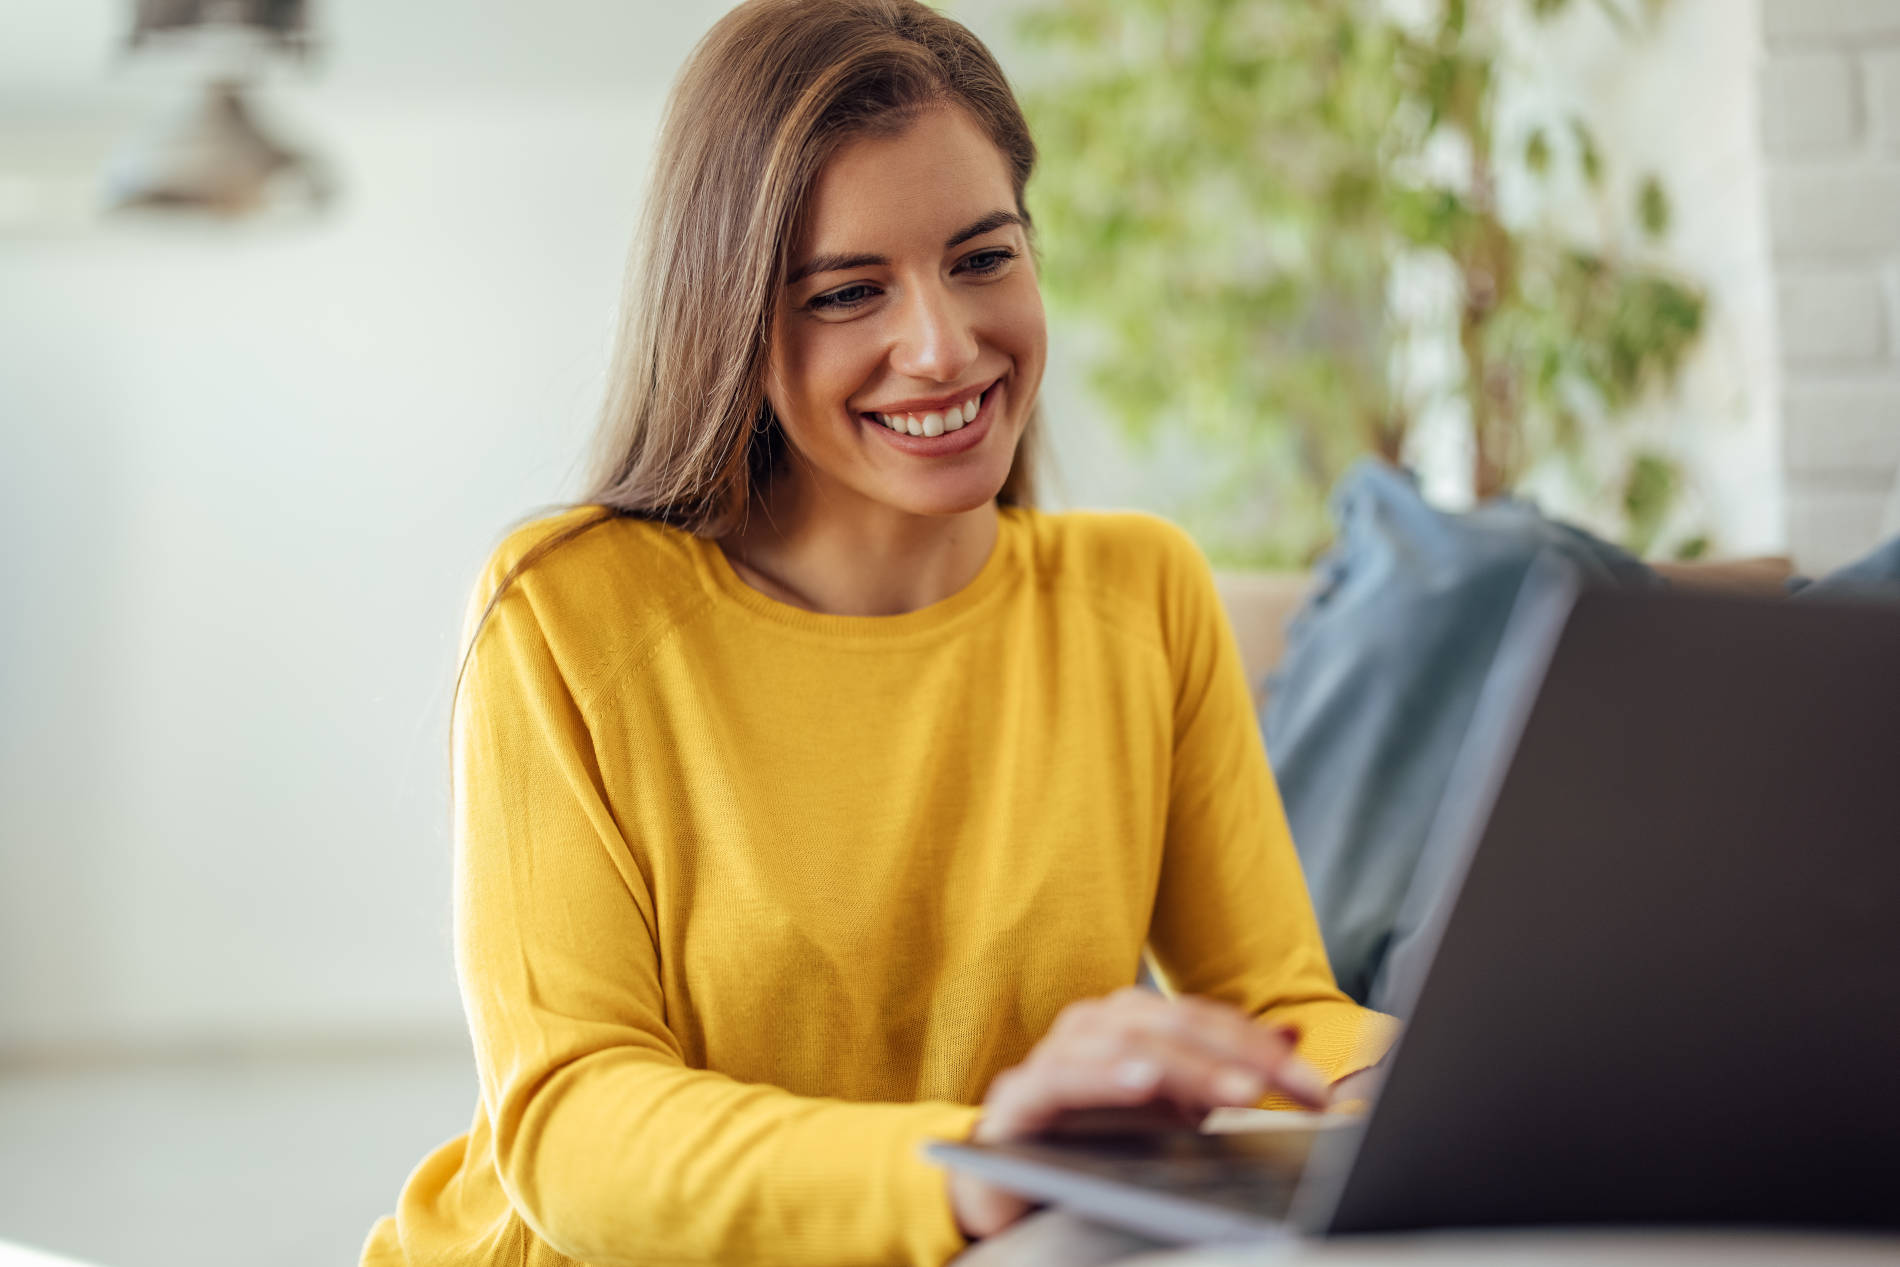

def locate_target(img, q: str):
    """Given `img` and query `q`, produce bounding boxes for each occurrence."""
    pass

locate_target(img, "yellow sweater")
[361,503,1395,1267]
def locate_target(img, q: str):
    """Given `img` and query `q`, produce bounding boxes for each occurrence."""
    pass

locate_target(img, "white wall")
[0,0,730,1053]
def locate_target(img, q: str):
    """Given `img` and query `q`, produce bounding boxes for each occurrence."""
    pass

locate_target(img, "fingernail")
[1278,1059,1328,1106]
[1215,1068,1266,1104]
[1275,1024,1302,1046]
[1113,1059,1162,1089]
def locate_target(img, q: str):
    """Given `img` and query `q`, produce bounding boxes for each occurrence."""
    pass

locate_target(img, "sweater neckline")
[690,505,1027,642]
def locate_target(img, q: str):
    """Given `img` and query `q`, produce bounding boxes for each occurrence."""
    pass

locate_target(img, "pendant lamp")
[105,0,332,220]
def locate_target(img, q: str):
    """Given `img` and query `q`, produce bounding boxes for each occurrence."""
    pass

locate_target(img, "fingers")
[977,1043,1185,1139]
[976,992,1331,1144]
[946,1166,1034,1241]
[1127,995,1304,1079]
[1054,989,1271,1072]
[957,992,1332,1240]
[1057,989,1330,1109]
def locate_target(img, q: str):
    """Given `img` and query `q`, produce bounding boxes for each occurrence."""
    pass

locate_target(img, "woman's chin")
[897,429,1023,515]
[883,477,1008,519]
[887,450,1019,516]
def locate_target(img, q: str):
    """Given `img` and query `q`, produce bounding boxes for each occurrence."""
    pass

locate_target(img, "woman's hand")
[947,987,1332,1241]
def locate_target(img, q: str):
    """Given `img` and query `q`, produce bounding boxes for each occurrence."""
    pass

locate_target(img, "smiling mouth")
[859,380,996,437]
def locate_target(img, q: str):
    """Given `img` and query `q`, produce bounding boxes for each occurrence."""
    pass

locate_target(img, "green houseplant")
[1012,0,1708,565]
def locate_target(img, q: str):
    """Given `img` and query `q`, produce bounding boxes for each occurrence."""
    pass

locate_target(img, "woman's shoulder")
[465,505,713,685]
[1013,506,1217,641]
[481,504,704,590]
[1015,505,1211,594]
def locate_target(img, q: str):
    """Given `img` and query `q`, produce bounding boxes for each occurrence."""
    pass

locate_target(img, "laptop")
[927,562,1900,1243]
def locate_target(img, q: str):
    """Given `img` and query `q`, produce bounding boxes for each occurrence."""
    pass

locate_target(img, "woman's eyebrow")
[786,209,1023,286]
[944,209,1023,249]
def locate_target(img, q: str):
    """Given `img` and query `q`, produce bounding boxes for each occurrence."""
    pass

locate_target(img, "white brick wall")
[1775,274,1885,364]
[1761,53,1860,154]
[1765,1,1900,43]
[1763,0,1900,570]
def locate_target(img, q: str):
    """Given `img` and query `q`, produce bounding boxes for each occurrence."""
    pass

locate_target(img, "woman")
[361,2,1395,1264]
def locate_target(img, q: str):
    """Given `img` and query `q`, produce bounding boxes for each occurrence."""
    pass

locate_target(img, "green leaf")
[1621,451,1680,557]
[1571,116,1603,187]
[1524,127,1551,176]
[1673,534,1711,561]
[1636,173,1671,238]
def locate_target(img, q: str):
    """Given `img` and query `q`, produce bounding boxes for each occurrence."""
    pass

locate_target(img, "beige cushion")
[1211,571,1311,709]
[1650,557,1793,596]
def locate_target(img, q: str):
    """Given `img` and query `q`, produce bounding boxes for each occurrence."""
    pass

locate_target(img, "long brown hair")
[460,0,1047,674]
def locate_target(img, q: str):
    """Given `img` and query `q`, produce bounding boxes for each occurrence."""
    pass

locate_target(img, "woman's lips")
[858,380,1000,457]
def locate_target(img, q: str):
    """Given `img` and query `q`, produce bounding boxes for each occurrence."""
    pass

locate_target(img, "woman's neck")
[717,483,1001,617]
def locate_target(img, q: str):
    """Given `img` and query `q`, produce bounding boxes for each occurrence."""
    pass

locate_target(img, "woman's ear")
[762,357,791,420]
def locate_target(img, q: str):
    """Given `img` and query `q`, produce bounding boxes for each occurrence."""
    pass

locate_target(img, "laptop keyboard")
[978,1129,1320,1218]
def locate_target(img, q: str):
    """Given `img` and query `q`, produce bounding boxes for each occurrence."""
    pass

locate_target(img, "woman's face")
[766,105,1046,520]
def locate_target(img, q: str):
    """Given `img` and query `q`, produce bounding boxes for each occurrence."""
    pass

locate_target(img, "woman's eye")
[962,248,1015,275]
[808,284,877,312]
[805,249,1016,314]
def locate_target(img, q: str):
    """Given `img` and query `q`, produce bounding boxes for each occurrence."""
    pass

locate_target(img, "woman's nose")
[889,280,978,384]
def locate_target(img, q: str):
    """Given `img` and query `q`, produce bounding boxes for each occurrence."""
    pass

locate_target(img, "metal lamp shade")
[103,79,330,217]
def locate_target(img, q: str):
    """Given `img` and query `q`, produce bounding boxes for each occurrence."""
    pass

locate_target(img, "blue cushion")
[1260,459,1658,1011]
[1789,535,1900,602]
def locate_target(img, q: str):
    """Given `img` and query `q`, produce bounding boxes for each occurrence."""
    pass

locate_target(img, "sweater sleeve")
[452,565,982,1267]
[1141,523,1400,1096]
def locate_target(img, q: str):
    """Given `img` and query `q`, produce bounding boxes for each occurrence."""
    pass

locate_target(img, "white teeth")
[872,389,984,436]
